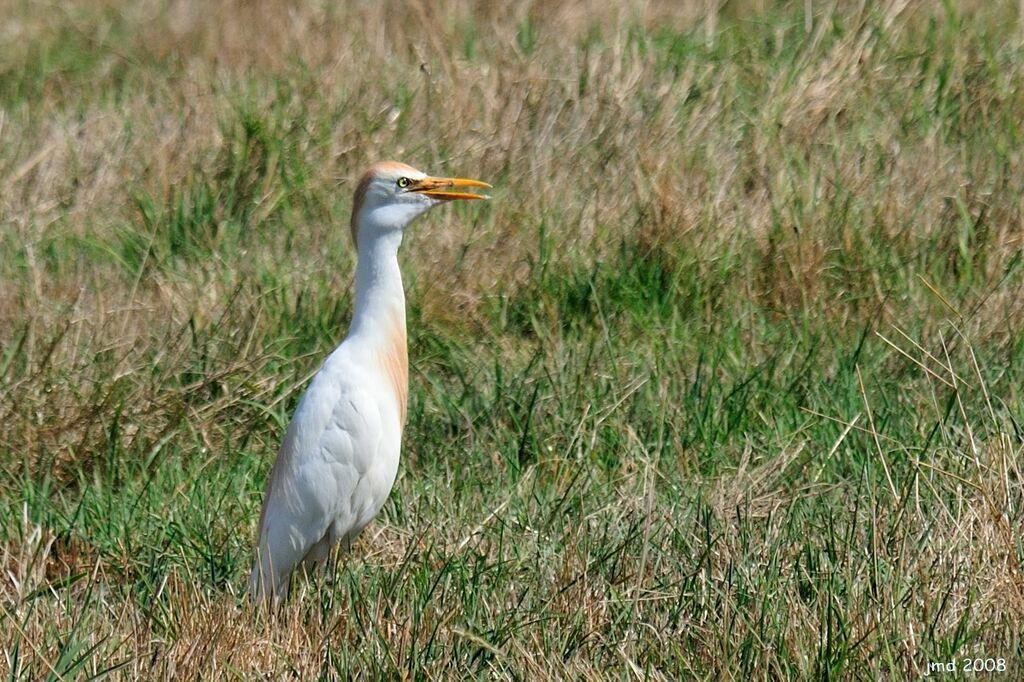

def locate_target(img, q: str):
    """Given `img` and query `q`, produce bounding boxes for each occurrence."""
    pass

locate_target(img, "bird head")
[350,161,490,249]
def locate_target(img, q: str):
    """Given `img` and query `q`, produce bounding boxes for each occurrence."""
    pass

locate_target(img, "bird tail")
[249,543,286,604]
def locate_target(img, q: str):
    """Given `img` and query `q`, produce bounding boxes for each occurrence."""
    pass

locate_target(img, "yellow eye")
[397,177,411,189]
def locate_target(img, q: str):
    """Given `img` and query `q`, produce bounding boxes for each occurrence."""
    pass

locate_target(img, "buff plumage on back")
[350,161,420,249]
[378,312,409,426]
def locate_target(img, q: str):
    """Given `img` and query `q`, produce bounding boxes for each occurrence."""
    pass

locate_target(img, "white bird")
[249,161,490,602]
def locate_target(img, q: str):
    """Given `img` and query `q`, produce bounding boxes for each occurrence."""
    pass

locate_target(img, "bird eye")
[397,177,411,189]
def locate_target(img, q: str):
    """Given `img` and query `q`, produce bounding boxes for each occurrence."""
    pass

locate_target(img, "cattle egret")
[249,161,490,602]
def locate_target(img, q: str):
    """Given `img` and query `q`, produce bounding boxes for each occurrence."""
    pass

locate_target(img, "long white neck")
[343,209,413,426]
[348,228,406,342]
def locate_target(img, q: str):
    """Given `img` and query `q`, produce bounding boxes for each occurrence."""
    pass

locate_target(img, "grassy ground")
[2,0,1023,678]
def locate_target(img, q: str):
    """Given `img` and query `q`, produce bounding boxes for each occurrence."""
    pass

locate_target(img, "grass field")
[2,0,1023,678]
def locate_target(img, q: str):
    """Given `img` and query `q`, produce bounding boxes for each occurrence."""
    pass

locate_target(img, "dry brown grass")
[2,0,1023,678]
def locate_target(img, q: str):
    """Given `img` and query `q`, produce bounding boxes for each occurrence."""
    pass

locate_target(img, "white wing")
[248,348,397,601]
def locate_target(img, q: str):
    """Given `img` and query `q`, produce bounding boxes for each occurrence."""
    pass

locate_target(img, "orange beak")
[408,175,491,201]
